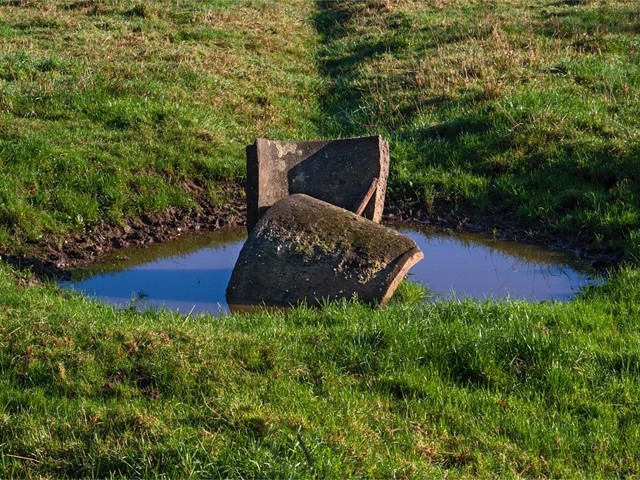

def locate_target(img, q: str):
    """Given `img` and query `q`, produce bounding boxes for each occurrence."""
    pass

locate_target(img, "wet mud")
[1,181,621,280]
[2,181,245,279]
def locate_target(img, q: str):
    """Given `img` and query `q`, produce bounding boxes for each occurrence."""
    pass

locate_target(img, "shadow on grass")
[313,0,640,256]
[539,3,640,38]
[313,0,485,137]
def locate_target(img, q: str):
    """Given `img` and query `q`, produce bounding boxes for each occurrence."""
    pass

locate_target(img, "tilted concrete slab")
[245,136,389,232]
[226,194,423,311]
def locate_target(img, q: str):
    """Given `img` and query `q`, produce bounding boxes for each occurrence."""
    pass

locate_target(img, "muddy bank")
[2,181,621,280]
[2,181,246,280]
[385,198,621,274]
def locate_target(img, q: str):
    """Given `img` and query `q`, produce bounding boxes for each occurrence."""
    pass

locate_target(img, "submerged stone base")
[226,194,423,311]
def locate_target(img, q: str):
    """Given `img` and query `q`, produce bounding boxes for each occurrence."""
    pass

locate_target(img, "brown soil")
[2,181,620,280]
[2,181,246,280]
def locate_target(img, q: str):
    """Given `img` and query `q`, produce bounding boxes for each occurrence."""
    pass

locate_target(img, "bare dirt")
[2,181,621,280]
[2,181,246,280]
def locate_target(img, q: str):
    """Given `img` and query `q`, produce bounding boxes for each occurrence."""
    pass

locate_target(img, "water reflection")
[401,230,592,301]
[64,228,246,315]
[61,226,596,314]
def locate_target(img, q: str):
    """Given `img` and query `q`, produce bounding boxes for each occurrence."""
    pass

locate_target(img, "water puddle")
[62,228,246,316]
[399,229,594,301]
[61,226,597,314]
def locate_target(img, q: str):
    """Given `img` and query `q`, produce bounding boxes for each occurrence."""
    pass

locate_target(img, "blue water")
[401,230,593,302]
[62,229,245,315]
[61,227,596,314]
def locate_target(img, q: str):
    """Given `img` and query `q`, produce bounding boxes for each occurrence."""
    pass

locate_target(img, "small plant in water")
[392,280,431,306]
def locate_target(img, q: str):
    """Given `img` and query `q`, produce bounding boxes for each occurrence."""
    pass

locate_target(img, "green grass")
[2,0,640,477]
[0,0,321,248]
[316,0,640,258]
[2,264,640,478]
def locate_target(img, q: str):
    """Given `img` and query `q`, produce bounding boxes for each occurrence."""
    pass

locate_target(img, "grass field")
[316,0,640,259]
[3,265,640,478]
[2,0,640,477]
[0,0,320,248]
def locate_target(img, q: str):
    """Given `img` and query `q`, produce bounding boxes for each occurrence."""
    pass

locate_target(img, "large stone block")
[245,136,389,232]
[226,194,423,311]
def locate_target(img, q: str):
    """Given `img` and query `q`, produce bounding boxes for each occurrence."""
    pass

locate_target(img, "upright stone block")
[226,194,423,311]
[245,136,389,232]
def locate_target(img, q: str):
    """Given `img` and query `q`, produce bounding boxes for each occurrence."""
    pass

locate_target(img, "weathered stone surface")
[245,136,389,232]
[226,194,423,311]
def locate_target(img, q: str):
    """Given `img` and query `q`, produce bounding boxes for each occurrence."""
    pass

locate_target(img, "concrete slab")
[245,136,389,232]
